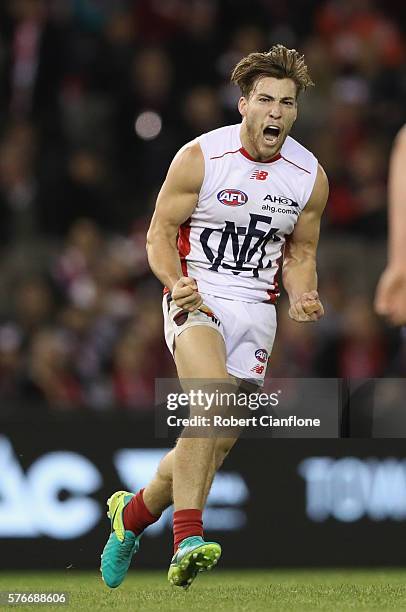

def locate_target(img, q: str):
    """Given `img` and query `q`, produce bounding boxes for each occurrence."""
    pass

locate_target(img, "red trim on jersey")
[281,155,311,174]
[162,220,191,294]
[239,147,281,164]
[265,288,279,304]
[264,252,283,304]
[177,218,191,276]
[210,149,240,160]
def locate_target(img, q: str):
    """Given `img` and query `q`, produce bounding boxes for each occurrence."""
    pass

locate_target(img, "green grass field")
[1,570,406,611]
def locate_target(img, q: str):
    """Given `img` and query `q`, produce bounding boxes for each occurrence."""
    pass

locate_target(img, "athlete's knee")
[156,449,175,484]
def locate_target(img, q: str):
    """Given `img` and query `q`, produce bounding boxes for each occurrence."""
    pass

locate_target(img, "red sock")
[173,509,203,552]
[123,488,160,535]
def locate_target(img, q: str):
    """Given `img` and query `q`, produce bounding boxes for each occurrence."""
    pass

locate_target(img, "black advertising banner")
[2,413,406,569]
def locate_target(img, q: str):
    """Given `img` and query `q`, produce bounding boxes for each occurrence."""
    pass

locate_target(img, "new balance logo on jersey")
[200,213,280,277]
[251,364,265,375]
[250,170,268,181]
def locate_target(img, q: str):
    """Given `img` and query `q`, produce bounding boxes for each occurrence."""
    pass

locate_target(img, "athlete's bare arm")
[282,164,329,322]
[147,141,204,311]
[375,125,406,325]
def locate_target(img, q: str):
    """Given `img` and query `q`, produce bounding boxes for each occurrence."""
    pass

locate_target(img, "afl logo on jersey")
[217,189,248,207]
[255,348,268,363]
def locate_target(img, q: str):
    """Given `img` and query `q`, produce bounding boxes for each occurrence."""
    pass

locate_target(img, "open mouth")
[263,125,281,144]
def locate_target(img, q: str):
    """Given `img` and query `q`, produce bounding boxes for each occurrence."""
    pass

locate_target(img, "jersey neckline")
[239,146,282,164]
[237,124,283,165]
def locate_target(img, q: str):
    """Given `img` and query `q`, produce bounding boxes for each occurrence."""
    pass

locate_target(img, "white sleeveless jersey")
[177,123,318,303]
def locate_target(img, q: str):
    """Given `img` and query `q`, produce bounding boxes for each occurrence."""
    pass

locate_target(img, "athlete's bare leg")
[172,325,235,510]
[143,437,238,516]
[142,449,175,516]
[143,326,239,514]
[201,437,238,504]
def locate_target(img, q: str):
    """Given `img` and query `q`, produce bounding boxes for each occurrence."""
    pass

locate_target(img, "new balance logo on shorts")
[251,364,265,374]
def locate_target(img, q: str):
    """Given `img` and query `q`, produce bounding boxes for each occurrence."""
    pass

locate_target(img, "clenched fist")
[289,290,324,322]
[172,276,203,312]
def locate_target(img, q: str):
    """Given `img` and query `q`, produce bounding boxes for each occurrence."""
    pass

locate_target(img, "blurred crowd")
[0,0,405,411]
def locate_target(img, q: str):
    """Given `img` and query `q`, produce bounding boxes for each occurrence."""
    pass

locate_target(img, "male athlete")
[375,125,406,325]
[101,45,329,589]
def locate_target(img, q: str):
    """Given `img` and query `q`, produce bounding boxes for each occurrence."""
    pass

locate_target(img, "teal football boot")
[100,490,141,588]
[168,536,221,589]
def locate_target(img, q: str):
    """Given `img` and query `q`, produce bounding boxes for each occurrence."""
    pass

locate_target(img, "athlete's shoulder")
[281,136,318,174]
[166,139,204,193]
[198,123,241,160]
[173,138,203,165]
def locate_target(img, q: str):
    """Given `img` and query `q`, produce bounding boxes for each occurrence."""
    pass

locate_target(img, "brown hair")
[231,44,314,98]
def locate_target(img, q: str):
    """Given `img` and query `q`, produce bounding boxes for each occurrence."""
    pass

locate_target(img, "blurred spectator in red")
[327,137,388,236]
[316,0,404,72]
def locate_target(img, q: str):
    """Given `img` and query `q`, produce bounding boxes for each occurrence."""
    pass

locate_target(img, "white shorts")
[162,291,277,384]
